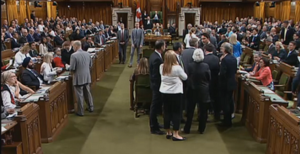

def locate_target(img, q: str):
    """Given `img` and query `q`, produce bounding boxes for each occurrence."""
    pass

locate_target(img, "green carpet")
[42,44,266,154]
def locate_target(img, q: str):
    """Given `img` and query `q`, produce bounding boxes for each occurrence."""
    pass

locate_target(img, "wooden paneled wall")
[201,2,254,23]
[113,0,147,10]
[58,2,112,24]
[1,4,7,25]
[166,0,181,12]
[30,2,47,20]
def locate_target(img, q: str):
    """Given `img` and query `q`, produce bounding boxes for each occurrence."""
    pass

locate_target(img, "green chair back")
[272,70,279,81]
[142,49,153,59]
[135,74,152,103]
[275,73,290,97]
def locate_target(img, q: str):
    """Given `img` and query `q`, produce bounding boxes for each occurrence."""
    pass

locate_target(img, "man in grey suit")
[129,22,144,67]
[94,29,106,46]
[70,41,94,116]
[117,23,129,64]
[181,38,199,74]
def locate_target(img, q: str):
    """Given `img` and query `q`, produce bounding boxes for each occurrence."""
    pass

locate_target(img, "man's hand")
[132,44,134,47]
[6,108,15,114]
[139,45,143,48]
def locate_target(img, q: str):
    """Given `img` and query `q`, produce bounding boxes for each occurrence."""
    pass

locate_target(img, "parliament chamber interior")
[1,0,300,153]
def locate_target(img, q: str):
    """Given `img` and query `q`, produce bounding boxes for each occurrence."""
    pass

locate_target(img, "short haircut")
[155,40,165,50]
[254,51,261,57]
[261,58,270,66]
[173,42,182,51]
[253,28,258,32]
[73,40,82,47]
[201,33,210,40]
[189,38,198,47]
[204,44,214,52]
[222,42,232,54]
[290,41,296,46]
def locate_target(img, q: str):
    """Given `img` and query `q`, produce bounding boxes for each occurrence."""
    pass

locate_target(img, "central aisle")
[42,46,266,154]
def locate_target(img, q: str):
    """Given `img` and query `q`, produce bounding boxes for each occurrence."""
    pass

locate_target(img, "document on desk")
[1,127,7,132]
[7,112,17,118]
[36,86,50,94]
[24,93,43,102]
[87,48,96,53]
[20,94,31,99]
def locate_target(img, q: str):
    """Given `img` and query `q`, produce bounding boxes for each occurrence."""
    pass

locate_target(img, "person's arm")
[253,69,269,80]
[177,66,187,81]
[1,106,9,119]
[69,54,76,72]
[18,81,34,94]
[1,91,16,109]
[14,53,23,66]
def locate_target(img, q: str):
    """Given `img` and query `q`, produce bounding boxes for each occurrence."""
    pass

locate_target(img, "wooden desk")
[242,81,289,143]
[21,81,68,143]
[104,44,113,71]
[267,105,300,154]
[235,74,246,113]
[144,35,171,48]
[2,103,43,154]
[96,49,105,80]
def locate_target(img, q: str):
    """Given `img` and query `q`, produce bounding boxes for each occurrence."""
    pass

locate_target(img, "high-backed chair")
[142,49,153,59]
[150,11,163,24]
[274,73,291,98]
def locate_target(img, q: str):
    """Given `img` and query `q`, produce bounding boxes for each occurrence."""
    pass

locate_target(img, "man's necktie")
[122,30,124,41]
[287,51,292,57]
[101,36,104,45]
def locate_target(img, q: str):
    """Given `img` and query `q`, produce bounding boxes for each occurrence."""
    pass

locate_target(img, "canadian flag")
[135,2,142,26]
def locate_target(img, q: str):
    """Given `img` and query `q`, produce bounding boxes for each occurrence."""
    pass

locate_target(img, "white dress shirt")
[159,65,187,94]
[14,51,31,68]
[1,84,16,109]
[39,43,48,55]
[41,62,57,82]
[184,33,199,48]
[38,25,44,32]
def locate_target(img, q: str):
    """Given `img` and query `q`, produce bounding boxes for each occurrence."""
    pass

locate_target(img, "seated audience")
[95,29,106,46]
[39,37,49,55]
[269,41,287,61]
[282,41,299,67]
[53,48,65,68]
[83,36,95,51]
[21,57,44,89]
[244,51,261,75]
[247,58,273,90]
[11,32,21,49]
[29,42,39,57]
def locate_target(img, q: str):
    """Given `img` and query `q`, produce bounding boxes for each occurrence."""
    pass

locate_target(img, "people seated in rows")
[1,71,34,109]
[33,29,42,42]
[159,50,187,141]
[14,44,31,68]
[53,48,65,68]
[46,36,55,52]
[268,41,286,61]
[21,57,44,90]
[247,58,274,90]
[39,37,49,55]
[293,33,300,50]
[41,53,61,83]
[29,42,39,57]
[11,32,21,49]
[94,29,106,46]
[249,28,260,50]
[184,49,210,134]
[263,36,275,55]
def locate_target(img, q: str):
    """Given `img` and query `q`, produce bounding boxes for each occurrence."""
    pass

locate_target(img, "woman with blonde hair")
[268,41,287,61]
[40,53,60,83]
[184,27,199,48]
[159,50,187,141]
[229,33,242,64]
[131,57,149,81]
[13,44,31,68]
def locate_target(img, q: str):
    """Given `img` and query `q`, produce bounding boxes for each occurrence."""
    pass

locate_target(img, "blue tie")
[252,36,255,42]
[287,51,292,57]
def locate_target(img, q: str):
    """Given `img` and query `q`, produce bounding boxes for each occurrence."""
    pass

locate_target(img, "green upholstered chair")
[150,11,163,24]
[134,74,152,118]
[274,73,290,98]
[272,69,280,83]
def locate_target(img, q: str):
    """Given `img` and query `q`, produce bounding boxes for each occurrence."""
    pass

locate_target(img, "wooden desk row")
[2,103,42,154]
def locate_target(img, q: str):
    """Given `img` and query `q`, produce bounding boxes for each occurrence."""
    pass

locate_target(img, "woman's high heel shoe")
[166,134,172,139]
[172,136,186,141]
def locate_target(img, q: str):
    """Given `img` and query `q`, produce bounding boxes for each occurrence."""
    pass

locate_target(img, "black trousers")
[162,93,182,130]
[184,90,208,133]
[149,90,162,131]
[220,90,234,126]
[119,44,127,63]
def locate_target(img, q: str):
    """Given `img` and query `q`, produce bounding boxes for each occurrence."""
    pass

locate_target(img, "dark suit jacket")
[54,35,64,46]
[168,26,176,35]
[144,20,153,30]
[149,51,163,91]
[11,38,21,49]
[203,53,219,101]
[181,47,196,74]
[26,34,34,42]
[219,54,237,91]
[271,49,287,60]
[281,27,295,45]
[5,32,13,39]
[245,62,260,72]
[282,50,299,67]
[292,63,300,93]
[295,39,300,50]
[19,36,27,44]
[249,35,260,50]
[94,34,106,45]
[33,33,41,42]
[61,48,74,65]
[117,29,129,45]
[82,42,95,51]
[21,69,43,89]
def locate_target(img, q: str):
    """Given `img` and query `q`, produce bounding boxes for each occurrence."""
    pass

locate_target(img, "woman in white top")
[1,71,34,109]
[38,21,44,32]
[14,44,31,68]
[159,50,187,141]
[39,37,48,56]
[184,27,199,48]
[40,53,60,83]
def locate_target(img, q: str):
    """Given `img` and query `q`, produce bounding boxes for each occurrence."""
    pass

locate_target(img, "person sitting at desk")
[152,23,163,35]
[152,11,160,24]
[268,41,287,61]
[41,53,61,83]
[29,42,39,57]
[243,51,261,75]
[21,57,44,90]
[281,41,299,67]
[94,29,106,46]
[1,71,34,109]
[14,44,31,68]
[83,36,95,51]
[53,48,65,68]
[247,58,274,90]
[1,106,15,119]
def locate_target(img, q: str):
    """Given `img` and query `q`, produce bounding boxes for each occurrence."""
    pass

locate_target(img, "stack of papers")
[238,70,248,74]
[7,112,17,118]
[23,93,43,102]
[87,48,96,53]
[1,127,7,132]
[110,37,117,40]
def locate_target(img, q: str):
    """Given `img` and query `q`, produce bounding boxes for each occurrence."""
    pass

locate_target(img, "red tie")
[101,37,104,45]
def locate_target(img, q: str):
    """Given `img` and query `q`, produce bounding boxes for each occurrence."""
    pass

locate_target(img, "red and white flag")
[135,2,142,26]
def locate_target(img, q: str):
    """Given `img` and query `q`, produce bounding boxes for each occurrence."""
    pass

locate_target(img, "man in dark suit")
[244,52,261,73]
[218,42,237,127]
[94,29,106,46]
[282,41,299,67]
[199,33,217,56]
[144,16,153,30]
[281,20,295,45]
[203,44,220,120]
[249,28,260,50]
[82,36,95,51]
[181,38,198,74]
[293,33,300,50]
[30,11,36,21]
[5,27,14,39]
[11,33,21,49]
[117,23,129,64]
[152,11,161,24]
[168,23,176,35]
[21,57,44,90]
[142,11,148,26]
[149,40,165,135]
[263,36,276,55]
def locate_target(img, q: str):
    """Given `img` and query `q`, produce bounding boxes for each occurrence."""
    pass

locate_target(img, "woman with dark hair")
[183,49,211,134]
[248,58,273,90]
[39,37,48,55]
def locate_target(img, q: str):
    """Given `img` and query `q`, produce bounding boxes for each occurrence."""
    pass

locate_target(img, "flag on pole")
[136,2,142,26]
